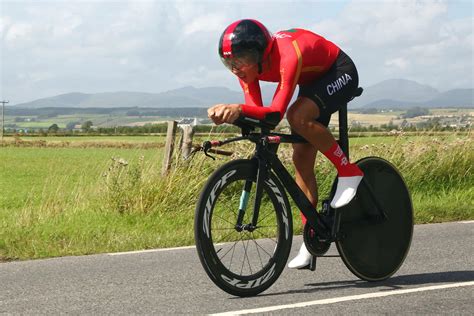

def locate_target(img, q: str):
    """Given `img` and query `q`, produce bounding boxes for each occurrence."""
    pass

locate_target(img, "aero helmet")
[218,19,273,73]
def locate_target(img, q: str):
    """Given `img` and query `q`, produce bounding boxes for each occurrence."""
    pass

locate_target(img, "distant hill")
[361,88,474,109]
[13,79,473,109]
[18,92,91,108]
[350,79,439,108]
[351,79,473,109]
[15,86,244,108]
[421,89,473,107]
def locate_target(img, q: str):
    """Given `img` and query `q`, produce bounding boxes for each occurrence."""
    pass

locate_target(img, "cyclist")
[208,19,364,269]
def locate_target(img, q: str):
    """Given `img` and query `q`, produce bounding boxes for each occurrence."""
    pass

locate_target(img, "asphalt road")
[1,221,473,315]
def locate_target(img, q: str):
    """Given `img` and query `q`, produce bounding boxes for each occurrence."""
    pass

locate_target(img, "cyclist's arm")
[240,49,300,120]
[239,78,264,107]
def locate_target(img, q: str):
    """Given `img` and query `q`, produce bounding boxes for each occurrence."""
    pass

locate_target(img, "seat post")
[338,103,349,160]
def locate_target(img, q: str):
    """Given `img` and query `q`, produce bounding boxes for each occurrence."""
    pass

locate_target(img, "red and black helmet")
[218,19,273,73]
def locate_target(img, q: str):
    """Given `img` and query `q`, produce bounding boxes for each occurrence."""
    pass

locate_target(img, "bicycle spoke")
[227,203,239,219]
[256,208,275,225]
[253,229,278,244]
[214,228,239,244]
[218,240,238,262]
[238,233,253,275]
[240,235,246,275]
[213,212,238,227]
[251,236,273,258]
[229,240,237,271]
[245,238,253,274]
[251,233,265,269]
[212,227,237,231]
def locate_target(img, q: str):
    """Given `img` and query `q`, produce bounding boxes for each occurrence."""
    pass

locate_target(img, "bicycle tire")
[335,157,413,281]
[195,159,293,297]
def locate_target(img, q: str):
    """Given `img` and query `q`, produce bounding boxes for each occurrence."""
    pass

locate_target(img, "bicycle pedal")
[324,199,331,209]
[321,199,331,216]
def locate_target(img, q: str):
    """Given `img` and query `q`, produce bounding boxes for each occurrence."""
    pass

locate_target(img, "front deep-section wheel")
[195,159,292,297]
[335,157,413,281]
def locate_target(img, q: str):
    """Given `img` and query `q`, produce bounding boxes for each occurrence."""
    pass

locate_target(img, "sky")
[1,0,473,104]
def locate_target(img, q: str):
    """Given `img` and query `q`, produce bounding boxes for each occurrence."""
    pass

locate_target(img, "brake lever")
[202,141,216,160]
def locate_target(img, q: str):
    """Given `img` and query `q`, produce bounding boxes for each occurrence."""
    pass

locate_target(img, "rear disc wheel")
[335,157,413,281]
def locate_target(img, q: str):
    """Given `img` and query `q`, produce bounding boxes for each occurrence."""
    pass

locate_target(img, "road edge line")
[210,281,474,316]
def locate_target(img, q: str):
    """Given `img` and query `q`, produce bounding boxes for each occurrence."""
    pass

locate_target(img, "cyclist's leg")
[287,109,319,269]
[288,96,363,209]
[292,50,363,209]
[292,142,318,225]
[287,97,335,152]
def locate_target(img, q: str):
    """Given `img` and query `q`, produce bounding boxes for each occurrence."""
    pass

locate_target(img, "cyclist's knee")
[287,97,320,133]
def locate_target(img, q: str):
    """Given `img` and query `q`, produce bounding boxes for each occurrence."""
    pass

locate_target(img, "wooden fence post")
[181,125,195,158]
[162,120,177,176]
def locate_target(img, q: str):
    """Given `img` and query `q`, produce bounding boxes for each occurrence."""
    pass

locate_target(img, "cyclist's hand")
[208,104,241,125]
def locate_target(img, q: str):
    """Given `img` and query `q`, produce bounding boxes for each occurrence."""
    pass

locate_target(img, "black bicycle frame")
[203,100,388,241]
[241,102,352,241]
[252,137,332,240]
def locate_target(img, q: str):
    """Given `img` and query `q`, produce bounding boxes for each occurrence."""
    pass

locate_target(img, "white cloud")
[1,0,472,103]
[184,14,227,36]
[311,0,472,90]
[52,13,82,38]
[28,72,55,82]
[174,65,236,88]
[312,0,448,47]
[4,22,33,46]
[385,57,409,70]
[0,16,12,38]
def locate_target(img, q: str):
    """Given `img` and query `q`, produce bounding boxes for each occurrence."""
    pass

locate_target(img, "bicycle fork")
[235,158,267,232]
[235,180,252,231]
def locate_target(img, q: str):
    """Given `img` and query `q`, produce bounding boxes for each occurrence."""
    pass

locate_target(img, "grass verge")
[0,133,472,261]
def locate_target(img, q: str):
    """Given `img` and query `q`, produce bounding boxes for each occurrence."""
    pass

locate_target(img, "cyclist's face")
[221,57,259,82]
[231,63,258,82]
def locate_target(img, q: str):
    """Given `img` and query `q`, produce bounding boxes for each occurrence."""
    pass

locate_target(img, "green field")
[5,114,174,129]
[6,108,472,131]
[0,147,164,210]
[0,132,473,261]
[3,135,166,143]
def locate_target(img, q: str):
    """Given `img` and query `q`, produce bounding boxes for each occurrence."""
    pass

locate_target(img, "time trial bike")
[194,87,413,297]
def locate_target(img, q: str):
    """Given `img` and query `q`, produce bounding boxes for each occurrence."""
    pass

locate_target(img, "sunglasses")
[221,57,257,72]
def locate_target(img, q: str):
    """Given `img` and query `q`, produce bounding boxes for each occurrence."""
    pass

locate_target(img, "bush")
[81,121,93,132]
[101,153,217,215]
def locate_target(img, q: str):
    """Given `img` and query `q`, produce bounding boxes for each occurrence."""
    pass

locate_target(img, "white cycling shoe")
[330,175,363,209]
[288,243,312,269]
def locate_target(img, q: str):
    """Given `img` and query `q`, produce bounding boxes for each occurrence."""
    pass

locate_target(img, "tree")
[48,123,59,133]
[66,121,80,130]
[81,121,93,132]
